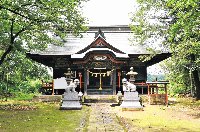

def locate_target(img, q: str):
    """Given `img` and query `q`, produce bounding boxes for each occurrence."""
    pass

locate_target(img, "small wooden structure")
[134,82,148,94]
[41,80,54,95]
[146,81,169,105]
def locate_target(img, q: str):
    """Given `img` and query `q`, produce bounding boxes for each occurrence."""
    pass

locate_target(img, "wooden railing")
[134,82,148,94]
[134,81,169,105]
[41,80,54,95]
[146,81,169,105]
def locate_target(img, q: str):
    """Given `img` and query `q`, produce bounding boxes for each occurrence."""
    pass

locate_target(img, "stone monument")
[120,67,143,110]
[60,79,82,110]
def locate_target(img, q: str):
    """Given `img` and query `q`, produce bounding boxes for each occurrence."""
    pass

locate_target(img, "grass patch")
[12,93,35,101]
[128,106,200,131]
[0,101,90,132]
[174,97,200,107]
[82,105,91,132]
[115,98,200,132]
[0,92,37,101]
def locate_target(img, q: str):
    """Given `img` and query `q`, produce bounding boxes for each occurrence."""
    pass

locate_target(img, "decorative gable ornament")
[76,28,127,54]
[96,42,104,47]
[95,28,106,39]
[94,55,107,60]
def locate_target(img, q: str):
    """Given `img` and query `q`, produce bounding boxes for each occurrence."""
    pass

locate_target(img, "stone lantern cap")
[126,67,138,75]
[64,68,72,76]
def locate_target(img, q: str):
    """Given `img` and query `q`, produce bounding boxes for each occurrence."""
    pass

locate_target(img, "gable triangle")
[76,29,125,54]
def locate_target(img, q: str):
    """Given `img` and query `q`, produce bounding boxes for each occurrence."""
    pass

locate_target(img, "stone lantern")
[64,68,72,85]
[120,67,143,110]
[126,67,138,84]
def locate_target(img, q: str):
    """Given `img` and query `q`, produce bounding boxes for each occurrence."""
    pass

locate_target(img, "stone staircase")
[83,95,119,103]
[87,86,113,95]
[87,88,113,95]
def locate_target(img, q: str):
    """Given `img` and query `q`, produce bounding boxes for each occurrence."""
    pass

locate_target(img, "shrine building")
[27,25,170,95]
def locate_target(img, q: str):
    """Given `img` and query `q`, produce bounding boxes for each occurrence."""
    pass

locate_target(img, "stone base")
[120,91,143,110]
[60,92,82,110]
[83,95,118,103]
[60,101,82,110]
[120,101,143,108]
[60,106,82,110]
[122,107,143,111]
[121,101,143,111]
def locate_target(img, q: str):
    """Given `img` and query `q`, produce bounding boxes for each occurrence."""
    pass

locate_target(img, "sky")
[46,0,166,77]
[81,0,165,75]
[81,0,138,26]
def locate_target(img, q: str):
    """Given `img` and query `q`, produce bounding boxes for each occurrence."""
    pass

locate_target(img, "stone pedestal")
[60,92,82,110]
[120,91,143,110]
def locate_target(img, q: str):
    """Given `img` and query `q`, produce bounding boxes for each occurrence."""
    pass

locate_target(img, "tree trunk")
[192,70,200,100]
[0,18,15,66]
[0,45,12,66]
[191,54,200,100]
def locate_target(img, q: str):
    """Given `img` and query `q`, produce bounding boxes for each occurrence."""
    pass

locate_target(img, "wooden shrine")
[27,26,171,95]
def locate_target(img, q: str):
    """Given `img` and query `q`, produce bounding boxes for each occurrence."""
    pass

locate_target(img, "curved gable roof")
[29,25,169,56]
[76,33,125,54]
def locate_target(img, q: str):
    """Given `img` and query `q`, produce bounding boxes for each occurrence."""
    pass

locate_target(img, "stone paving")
[87,103,124,132]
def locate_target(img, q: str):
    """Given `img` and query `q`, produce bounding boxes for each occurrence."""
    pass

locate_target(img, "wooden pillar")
[79,72,82,92]
[118,71,121,91]
[142,87,144,94]
[148,84,150,104]
[156,86,158,94]
[156,84,158,104]
[84,69,88,95]
[165,84,168,105]
[52,80,54,95]
[112,68,116,95]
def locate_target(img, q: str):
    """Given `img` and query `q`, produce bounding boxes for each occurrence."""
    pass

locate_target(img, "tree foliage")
[0,0,87,99]
[0,50,51,99]
[131,0,200,99]
[0,0,87,65]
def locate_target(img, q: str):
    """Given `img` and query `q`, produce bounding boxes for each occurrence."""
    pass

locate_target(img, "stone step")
[87,88,113,95]
[83,95,118,103]
[87,88,113,91]
[87,91,113,95]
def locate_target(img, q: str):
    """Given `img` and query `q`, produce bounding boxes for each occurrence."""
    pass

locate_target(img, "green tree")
[0,0,87,66]
[0,50,51,98]
[131,0,200,99]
